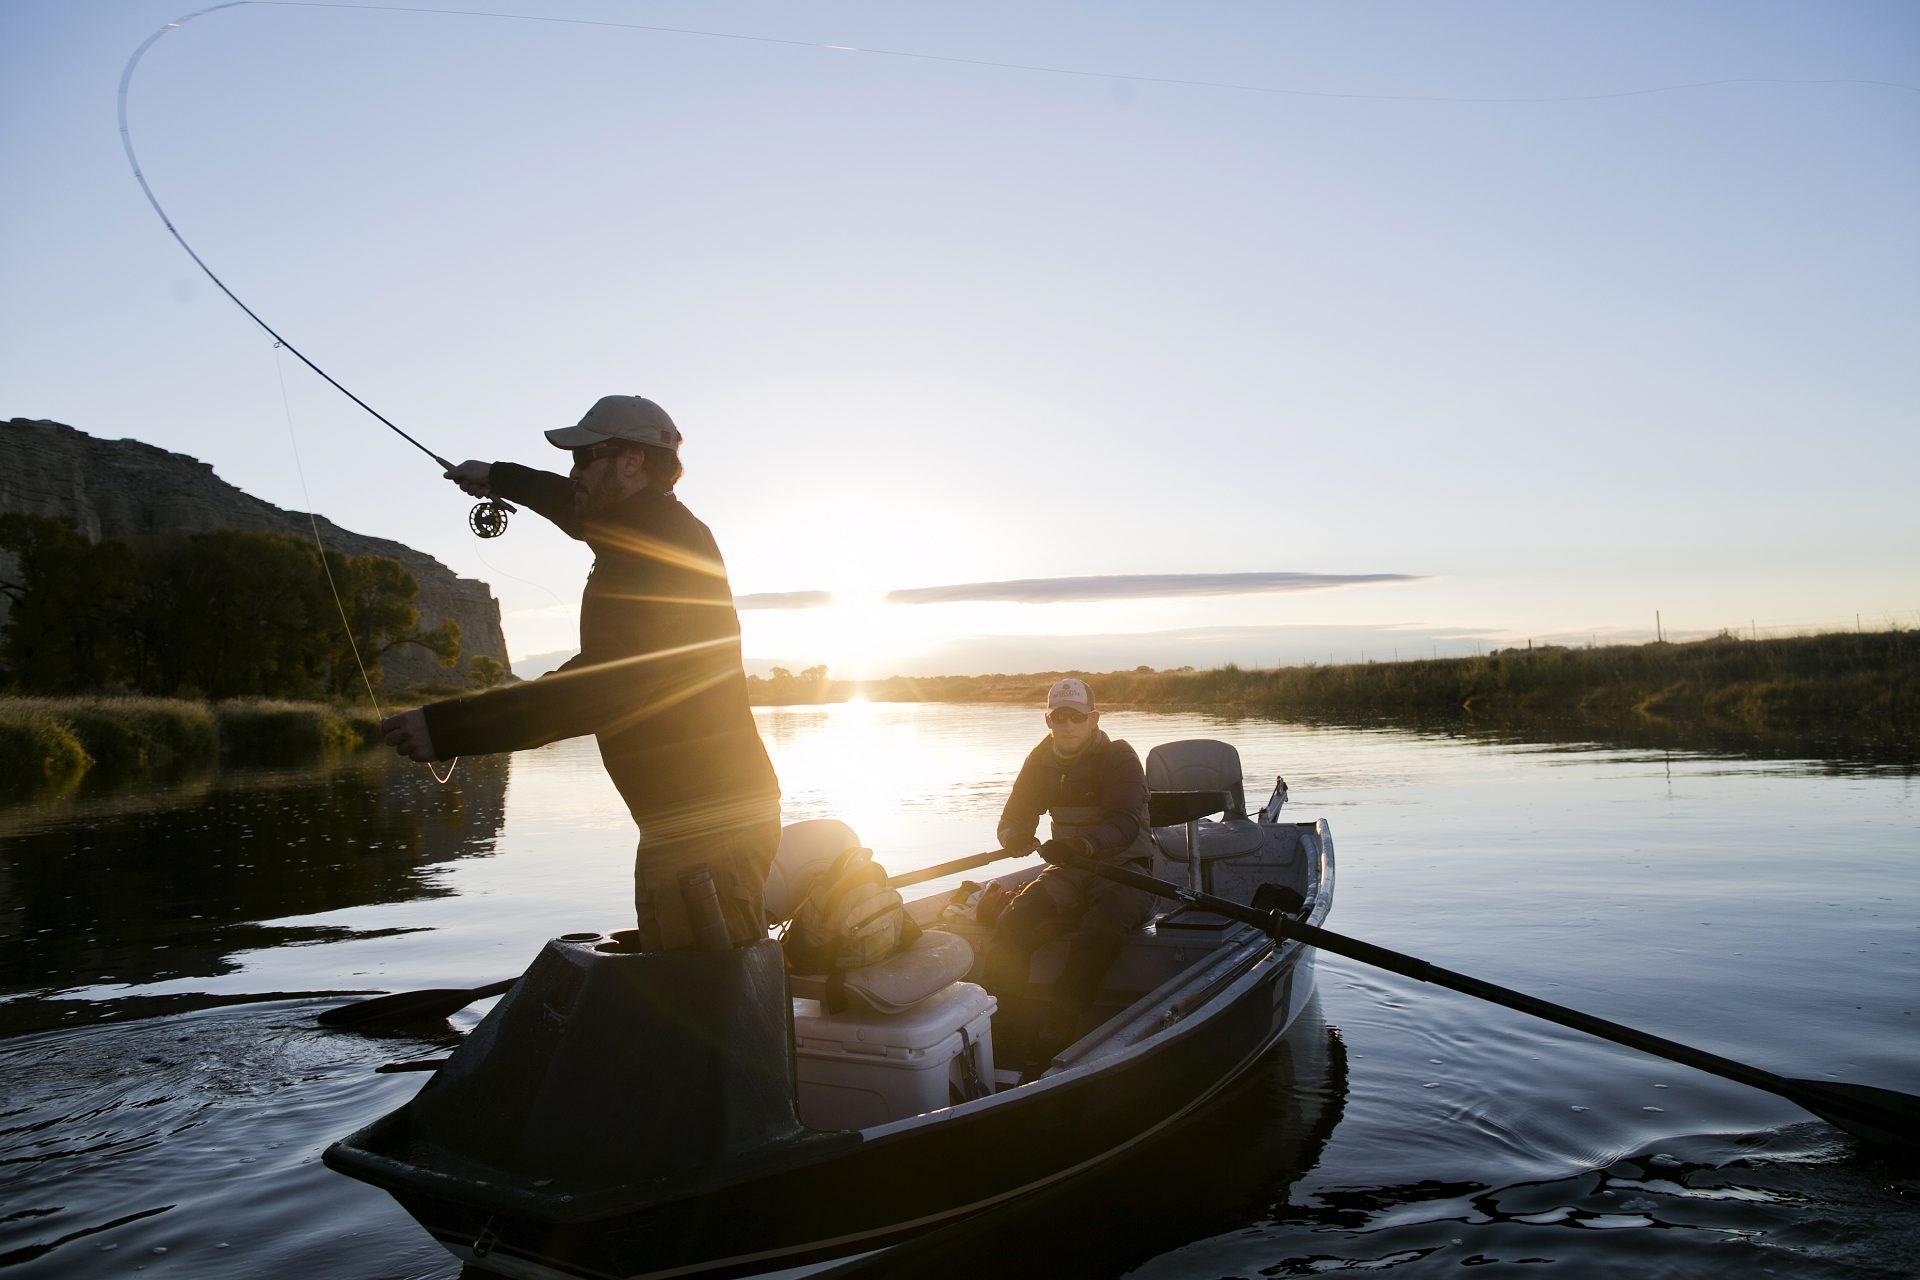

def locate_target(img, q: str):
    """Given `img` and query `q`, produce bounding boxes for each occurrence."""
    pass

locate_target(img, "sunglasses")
[1046,707,1089,726]
[570,441,629,466]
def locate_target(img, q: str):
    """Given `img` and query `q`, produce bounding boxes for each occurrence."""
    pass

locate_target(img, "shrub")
[0,705,91,793]
[215,700,364,762]
[35,697,218,770]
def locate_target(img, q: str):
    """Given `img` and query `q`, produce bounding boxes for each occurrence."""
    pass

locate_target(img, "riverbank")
[0,696,381,795]
[759,630,1918,763]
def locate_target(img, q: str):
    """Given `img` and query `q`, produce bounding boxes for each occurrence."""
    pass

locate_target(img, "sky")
[3,1,1916,678]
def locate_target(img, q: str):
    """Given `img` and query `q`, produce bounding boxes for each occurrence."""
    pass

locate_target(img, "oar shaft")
[887,846,1029,891]
[1058,855,1794,1100]
[1280,916,1790,1097]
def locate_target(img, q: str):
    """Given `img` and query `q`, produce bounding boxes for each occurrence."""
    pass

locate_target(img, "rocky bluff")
[0,418,509,688]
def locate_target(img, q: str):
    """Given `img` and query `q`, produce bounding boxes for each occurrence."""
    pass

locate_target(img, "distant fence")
[1468,611,1920,661]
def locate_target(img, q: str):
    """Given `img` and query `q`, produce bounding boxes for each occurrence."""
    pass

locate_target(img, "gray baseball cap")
[1046,678,1095,713]
[545,395,682,452]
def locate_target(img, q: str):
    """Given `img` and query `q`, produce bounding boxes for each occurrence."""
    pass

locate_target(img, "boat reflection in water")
[327,740,1339,1279]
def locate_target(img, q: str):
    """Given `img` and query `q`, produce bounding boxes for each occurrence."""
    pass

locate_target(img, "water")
[2,703,1915,1277]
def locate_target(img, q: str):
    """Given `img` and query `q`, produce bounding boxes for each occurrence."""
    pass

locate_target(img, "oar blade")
[1782,1078,1920,1149]
[316,978,515,1028]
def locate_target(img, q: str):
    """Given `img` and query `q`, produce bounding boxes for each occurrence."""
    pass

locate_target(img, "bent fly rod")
[116,2,513,539]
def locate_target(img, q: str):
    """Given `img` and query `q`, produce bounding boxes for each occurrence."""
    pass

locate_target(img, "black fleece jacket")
[996,730,1150,861]
[421,462,778,843]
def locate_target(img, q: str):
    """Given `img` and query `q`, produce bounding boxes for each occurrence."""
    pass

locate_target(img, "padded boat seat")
[1146,739,1248,818]
[1147,741,1256,895]
[1150,817,1265,864]
[788,929,976,1016]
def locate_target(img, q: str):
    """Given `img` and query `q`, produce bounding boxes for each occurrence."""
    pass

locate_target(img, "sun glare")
[812,590,890,682]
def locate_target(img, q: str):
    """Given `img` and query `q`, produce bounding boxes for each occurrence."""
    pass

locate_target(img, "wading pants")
[984,861,1155,1019]
[632,812,782,953]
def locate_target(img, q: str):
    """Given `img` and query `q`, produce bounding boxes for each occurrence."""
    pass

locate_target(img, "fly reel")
[469,499,515,539]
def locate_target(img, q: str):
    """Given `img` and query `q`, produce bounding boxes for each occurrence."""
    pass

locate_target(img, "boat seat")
[1145,739,1248,818]
[788,929,976,1016]
[768,819,975,1015]
[1146,741,1259,895]
[1150,817,1265,864]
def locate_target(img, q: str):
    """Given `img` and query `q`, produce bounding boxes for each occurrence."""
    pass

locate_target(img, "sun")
[812,590,890,682]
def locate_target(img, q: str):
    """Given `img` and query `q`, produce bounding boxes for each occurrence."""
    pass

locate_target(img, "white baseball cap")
[545,395,682,452]
[1046,678,1095,714]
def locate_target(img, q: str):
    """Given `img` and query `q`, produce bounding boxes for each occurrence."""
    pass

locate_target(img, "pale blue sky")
[3,2,1915,674]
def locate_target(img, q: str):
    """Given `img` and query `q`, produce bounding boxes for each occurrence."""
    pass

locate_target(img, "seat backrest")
[765,819,862,924]
[1145,739,1246,817]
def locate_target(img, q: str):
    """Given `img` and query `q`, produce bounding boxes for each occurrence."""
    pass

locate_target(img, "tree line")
[0,515,461,700]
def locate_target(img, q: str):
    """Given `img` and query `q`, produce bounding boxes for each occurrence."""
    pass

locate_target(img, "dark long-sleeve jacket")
[421,463,778,845]
[996,731,1156,863]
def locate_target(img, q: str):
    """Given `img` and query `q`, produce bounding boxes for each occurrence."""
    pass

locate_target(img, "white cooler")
[792,982,997,1130]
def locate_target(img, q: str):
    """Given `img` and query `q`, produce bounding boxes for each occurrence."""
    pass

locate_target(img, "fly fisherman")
[983,678,1156,1044]
[378,395,781,951]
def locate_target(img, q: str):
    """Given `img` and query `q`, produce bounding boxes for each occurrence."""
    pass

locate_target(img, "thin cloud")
[733,590,836,611]
[883,571,1421,606]
[734,571,1418,610]
[725,571,1420,610]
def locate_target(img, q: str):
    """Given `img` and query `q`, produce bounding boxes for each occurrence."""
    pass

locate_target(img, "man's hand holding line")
[380,709,441,762]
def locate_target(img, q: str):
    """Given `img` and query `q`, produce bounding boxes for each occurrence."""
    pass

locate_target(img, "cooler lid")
[793,981,995,1053]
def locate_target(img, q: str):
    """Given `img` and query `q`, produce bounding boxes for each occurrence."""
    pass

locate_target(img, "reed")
[213,700,371,762]
[0,704,92,794]
[829,630,1916,753]
[0,695,384,795]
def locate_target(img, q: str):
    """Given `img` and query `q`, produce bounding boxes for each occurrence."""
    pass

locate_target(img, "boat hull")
[359,935,1318,1280]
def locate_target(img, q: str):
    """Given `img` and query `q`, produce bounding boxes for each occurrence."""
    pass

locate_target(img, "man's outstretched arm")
[445,460,583,539]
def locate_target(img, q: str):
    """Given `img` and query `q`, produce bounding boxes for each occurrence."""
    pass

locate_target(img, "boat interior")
[766,737,1331,1132]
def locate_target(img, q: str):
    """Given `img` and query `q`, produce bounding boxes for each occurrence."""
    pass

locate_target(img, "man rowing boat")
[983,678,1156,1042]
[378,395,781,950]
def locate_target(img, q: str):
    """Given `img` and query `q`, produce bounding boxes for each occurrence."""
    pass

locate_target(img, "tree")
[327,552,461,697]
[144,530,336,697]
[0,515,142,692]
[468,654,507,688]
[0,520,458,699]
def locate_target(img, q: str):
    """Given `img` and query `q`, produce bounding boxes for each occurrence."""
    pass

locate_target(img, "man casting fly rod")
[379,395,781,950]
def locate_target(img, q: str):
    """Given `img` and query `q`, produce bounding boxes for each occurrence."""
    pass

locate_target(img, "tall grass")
[830,630,1917,754]
[0,695,384,795]
[213,700,373,762]
[0,705,91,795]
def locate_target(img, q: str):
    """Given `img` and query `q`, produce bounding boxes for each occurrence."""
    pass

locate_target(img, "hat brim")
[545,424,609,449]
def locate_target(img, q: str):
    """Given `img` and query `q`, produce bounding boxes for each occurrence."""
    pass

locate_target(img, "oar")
[318,846,1032,1029]
[887,844,1034,891]
[316,977,517,1028]
[1044,846,1920,1149]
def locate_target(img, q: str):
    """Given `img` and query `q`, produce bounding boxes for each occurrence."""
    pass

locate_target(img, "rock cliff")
[0,418,508,688]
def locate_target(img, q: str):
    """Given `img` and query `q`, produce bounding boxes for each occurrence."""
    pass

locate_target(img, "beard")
[573,478,616,516]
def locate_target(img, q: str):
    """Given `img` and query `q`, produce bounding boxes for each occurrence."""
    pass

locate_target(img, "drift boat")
[325,739,1334,1278]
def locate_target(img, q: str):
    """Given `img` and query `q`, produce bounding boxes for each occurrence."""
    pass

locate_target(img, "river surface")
[2,704,1915,1277]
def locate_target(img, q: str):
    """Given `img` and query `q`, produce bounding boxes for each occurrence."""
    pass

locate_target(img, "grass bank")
[0,696,382,797]
[762,631,1918,761]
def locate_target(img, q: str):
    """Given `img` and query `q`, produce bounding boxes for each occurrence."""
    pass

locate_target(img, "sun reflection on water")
[753,700,1037,872]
